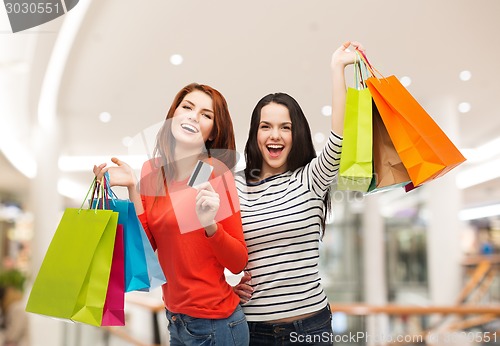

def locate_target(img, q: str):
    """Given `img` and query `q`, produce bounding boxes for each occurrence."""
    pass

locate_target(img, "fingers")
[93,163,108,181]
[234,271,253,303]
[340,40,364,52]
[195,185,219,209]
[239,271,252,284]
[332,41,364,68]
[111,157,125,166]
[196,194,219,210]
[340,41,352,54]
[342,41,365,66]
[195,181,215,192]
[350,41,365,52]
[195,189,219,201]
[236,283,253,293]
[233,283,253,303]
[93,163,106,175]
[93,158,137,189]
[233,285,252,303]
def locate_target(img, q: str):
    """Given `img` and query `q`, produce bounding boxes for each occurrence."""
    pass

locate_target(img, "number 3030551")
[5,2,62,14]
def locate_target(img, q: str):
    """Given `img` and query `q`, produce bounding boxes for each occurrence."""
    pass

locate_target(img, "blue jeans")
[247,305,333,346]
[166,305,249,346]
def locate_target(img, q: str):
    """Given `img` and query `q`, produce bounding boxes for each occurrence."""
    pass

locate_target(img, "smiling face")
[170,90,215,149]
[257,102,293,178]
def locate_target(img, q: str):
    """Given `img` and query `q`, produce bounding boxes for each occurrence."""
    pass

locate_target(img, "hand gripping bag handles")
[26,177,119,326]
[337,52,373,192]
[358,50,466,187]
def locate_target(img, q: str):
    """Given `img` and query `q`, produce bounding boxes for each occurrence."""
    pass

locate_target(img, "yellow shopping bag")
[26,178,118,326]
[338,56,373,192]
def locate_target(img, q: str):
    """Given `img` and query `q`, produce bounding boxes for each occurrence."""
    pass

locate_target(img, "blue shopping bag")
[137,224,167,291]
[101,172,165,291]
[113,200,150,292]
[93,177,149,292]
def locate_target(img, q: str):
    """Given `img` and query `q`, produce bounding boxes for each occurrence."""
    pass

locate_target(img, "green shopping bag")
[337,57,373,192]
[26,179,118,326]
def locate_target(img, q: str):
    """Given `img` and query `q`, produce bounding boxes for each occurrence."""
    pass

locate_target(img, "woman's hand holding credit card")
[189,160,220,236]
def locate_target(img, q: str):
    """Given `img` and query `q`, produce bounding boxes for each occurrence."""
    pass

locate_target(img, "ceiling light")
[58,155,148,172]
[459,204,500,221]
[456,157,500,189]
[477,136,500,153]
[460,148,482,163]
[464,136,500,163]
[458,102,471,113]
[459,70,471,81]
[170,54,183,66]
[399,76,412,87]
[321,105,331,116]
[314,132,325,143]
[122,136,133,147]
[99,111,111,123]
[0,204,22,221]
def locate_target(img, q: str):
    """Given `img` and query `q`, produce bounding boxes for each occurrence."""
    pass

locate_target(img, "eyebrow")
[259,121,292,125]
[183,99,214,114]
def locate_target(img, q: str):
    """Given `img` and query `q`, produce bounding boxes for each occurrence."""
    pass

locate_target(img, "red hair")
[152,83,236,181]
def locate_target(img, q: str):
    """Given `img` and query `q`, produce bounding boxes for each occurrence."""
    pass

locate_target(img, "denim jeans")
[247,305,333,346]
[166,305,249,346]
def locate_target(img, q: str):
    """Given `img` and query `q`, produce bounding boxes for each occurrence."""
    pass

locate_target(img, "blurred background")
[1,0,499,345]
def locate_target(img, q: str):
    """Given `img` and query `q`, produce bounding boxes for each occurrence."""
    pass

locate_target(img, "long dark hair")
[244,92,332,236]
[152,83,236,181]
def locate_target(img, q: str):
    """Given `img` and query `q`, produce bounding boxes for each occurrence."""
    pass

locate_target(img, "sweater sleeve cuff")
[331,130,343,141]
[206,222,225,244]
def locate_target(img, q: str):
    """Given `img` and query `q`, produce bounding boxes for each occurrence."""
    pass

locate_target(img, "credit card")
[187,160,214,187]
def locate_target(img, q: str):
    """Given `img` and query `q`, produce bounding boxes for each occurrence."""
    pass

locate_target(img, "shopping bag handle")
[102,173,111,209]
[357,51,370,87]
[353,52,371,89]
[103,171,118,206]
[353,53,361,89]
[355,49,386,81]
[79,177,103,214]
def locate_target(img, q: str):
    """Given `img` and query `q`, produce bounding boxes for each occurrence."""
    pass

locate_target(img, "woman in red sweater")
[94,83,249,345]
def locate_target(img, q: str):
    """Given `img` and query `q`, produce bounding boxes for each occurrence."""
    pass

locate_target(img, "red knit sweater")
[138,159,247,319]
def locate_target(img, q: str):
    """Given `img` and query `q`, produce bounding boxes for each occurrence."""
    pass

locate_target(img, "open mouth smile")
[181,123,199,133]
[266,144,284,157]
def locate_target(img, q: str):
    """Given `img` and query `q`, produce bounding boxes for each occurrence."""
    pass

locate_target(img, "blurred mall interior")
[1,1,500,345]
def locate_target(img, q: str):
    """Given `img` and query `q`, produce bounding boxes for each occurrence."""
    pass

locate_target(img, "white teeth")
[267,145,284,149]
[181,124,198,133]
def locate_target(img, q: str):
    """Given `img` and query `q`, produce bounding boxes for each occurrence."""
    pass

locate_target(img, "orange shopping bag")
[358,50,466,186]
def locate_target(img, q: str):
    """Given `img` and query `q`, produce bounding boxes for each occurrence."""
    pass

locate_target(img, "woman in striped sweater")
[234,41,365,345]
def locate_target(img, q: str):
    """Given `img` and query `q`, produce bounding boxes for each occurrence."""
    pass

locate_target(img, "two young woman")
[95,41,363,345]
